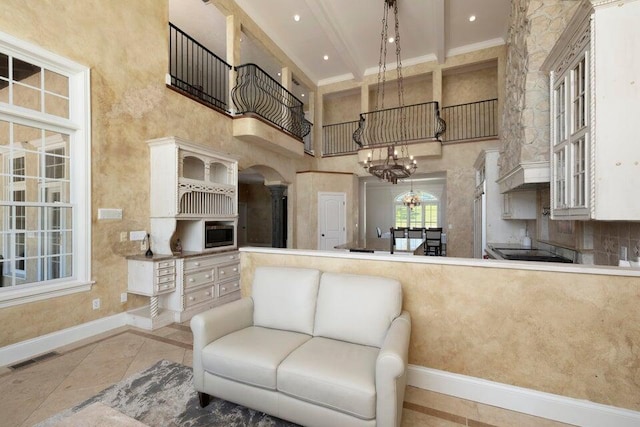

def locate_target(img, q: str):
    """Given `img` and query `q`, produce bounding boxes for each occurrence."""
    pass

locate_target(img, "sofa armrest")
[190,297,254,390]
[375,310,411,427]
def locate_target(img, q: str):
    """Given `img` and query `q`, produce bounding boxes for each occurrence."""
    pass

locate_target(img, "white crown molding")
[447,38,506,58]
[408,365,640,427]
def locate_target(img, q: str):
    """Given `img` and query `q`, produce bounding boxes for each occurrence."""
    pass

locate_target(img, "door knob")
[321,234,325,237]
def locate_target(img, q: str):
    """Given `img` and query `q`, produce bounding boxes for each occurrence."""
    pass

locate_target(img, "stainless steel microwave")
[204,222,234,248]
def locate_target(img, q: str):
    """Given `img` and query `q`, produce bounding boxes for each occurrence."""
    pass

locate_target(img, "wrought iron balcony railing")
[441,98,498,142]
[322,99,498,156]
[323,120,360,156]
[353,101,445,148]
[232,63,311,141]
[169,23,232,112]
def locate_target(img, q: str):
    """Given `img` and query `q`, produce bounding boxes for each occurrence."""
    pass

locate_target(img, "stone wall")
[499,0,579,177]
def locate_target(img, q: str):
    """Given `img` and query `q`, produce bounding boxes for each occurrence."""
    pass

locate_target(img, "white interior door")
[318,192,346,250]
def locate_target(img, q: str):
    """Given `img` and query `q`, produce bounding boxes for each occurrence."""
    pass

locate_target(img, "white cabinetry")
[502,191,537,220]
[147,136,238,254]
[166,252,240,323]
[543,0,640,220]
[127,252,240,329]
[474,149,531,258]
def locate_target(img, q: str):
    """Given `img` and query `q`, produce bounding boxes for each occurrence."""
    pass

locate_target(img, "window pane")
[555,149,566,207]
[395,205,407,228]
[13,122,41,146]
[44,69,69,97]
[572,138,586,207]
[12,58,41,87]
[0,52,8,80]
[44,92,69,118]
[13,82,41,112]
[409,207,423,228]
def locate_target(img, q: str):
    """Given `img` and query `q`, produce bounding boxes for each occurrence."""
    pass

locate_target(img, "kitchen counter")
[126,248,238,262]
[486,243,574,263]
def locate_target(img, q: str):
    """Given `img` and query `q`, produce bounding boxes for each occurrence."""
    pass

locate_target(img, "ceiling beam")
[432,0,445,64]
[303,0,365,81]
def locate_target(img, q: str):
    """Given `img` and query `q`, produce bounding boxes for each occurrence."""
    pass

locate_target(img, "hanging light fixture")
[359,0,415,184]
[402,178,421,209]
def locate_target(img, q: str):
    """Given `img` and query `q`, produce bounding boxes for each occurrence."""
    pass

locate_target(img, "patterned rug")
[37,359,298,427]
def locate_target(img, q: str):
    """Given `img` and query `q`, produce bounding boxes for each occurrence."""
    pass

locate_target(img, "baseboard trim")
[0,312,128,367]
[407,364,640,427]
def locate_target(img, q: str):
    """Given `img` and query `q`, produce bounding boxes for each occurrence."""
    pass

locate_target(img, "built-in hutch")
[543,0,640,220]
[127,136,240,329]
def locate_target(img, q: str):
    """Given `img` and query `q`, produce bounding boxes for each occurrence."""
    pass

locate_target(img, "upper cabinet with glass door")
[543,0,640,220]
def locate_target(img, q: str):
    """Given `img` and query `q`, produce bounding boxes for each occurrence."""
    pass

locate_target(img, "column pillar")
[267,184,287,248]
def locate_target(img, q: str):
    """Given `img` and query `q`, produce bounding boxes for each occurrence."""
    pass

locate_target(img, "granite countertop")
[126,248,237,261]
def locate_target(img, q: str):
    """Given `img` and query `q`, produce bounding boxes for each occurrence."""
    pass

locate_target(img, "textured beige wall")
[0,0,314,347]
[240,249,640,412]
[442,66,498,106]
[295,171,358,250]
[323,89,361,125]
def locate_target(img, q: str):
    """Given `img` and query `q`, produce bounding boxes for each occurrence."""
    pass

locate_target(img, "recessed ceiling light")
[388,37,395,43]
[323,55,329,60]
[277,72,281,76]
[301,93,305,97]
[469,15,476,22]
[294,14,300,22]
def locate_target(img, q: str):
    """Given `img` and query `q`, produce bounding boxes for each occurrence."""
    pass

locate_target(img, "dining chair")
[424,228,443,256]
[407,228,425,240]
[390,227,408,254]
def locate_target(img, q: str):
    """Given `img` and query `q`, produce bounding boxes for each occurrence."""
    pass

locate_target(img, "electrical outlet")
[92,298,100,310]
[120,292,128,303]
[120,232,127,242]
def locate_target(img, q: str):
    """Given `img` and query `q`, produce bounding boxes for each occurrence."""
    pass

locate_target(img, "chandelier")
[360,0,415,184]
[402,179,421,209]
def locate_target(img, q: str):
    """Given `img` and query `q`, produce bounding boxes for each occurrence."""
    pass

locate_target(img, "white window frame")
[0,30,92,308]
[393,191,441,229]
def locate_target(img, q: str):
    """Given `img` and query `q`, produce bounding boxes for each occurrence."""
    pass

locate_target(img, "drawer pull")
[205,274,211,279]
[220,271,225,275]
[233,267,238,272]
[221,287,226,292]
[189,296,195,301]
[233,283,239,288]
[189,278,194,283]
[205,291,211,296]
[194,262,200,267]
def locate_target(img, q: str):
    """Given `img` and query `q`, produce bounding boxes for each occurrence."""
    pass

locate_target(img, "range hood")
[496,161,550,193]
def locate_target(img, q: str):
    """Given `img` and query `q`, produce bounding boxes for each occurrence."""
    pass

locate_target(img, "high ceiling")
[170,0,511,98]
[233,0,511,85]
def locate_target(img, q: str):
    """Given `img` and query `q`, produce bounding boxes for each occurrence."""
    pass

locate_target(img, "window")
[0,31,91,307]
[394,191,439,229]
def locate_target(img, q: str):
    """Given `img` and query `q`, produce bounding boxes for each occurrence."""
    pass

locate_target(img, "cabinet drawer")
[156,260,175,270]
[184,286,214,308]
[156,266,175,277]
[184,256,218,271]
[155,280,175,294]
[217,263,239,280]
[156,274,174,285]
[218,279,240,297]
[184,269,214,289]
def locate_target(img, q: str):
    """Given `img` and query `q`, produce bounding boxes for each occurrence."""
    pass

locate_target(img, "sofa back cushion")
[252,266,321,335]
[313,272,402,348]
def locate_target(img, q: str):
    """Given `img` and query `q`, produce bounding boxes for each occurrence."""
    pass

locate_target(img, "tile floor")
[0,323,573,427]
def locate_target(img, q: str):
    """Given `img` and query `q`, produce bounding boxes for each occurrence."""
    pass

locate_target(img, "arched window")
[393,191,440,229]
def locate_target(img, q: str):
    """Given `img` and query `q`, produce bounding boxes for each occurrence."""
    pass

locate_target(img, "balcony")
[167,24,311,158]
[322,98,499,157]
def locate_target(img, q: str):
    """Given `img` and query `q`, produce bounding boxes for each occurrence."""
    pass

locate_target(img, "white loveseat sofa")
[190,266,411,427]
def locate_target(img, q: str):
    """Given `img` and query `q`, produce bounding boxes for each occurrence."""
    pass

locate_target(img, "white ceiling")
[169,0,511,99]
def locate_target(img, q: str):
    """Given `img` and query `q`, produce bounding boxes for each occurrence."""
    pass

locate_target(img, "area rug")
[37,359,298,427]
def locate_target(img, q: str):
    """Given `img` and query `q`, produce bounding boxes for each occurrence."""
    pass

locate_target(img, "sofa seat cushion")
[277,337,379,420]
[202,326,310,390]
